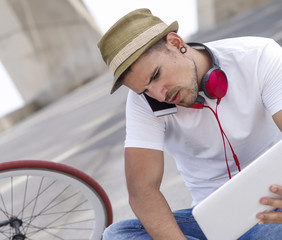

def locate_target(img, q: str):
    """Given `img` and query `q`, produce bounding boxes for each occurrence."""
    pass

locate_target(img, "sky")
[83,0,198,38]
[0,0,198,118]
[0,62,24,117]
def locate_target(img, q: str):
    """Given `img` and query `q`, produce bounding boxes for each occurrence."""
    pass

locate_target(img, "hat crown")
[99,9,163,65]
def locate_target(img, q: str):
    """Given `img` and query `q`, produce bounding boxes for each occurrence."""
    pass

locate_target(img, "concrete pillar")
[197,0,275,31]
[197,0,216,30]
[0,0,106,107]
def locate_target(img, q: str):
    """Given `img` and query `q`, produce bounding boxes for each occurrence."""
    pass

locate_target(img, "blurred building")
[0,0,106,131]
[197,0,276,31]
[0,0,277,132]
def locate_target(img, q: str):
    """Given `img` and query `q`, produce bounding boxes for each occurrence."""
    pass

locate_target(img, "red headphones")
[188,42,228,109]
[144,43,240,177]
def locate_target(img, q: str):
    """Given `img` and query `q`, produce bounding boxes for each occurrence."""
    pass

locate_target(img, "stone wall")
[197,0,276,30]
[0,0,106,108]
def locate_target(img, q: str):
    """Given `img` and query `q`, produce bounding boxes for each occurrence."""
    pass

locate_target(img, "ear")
[165,32,185,50]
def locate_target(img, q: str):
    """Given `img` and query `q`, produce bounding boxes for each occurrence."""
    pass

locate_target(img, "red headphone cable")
[203,98,241,179]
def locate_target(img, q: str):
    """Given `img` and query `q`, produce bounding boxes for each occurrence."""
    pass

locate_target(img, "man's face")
[123,43,200,108]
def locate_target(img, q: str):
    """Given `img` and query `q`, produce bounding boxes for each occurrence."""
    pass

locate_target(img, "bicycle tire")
[0,160,113,240]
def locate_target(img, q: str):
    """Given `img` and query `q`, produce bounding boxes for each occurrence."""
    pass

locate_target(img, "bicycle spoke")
[22,176,44,234]
[21,184,72,225]
[0,226,10,239]
[10,177,13,217]
[34,184,71,215]
[25,218,94,232]
[28,199,89,236]
[20,175,29,221]
[21,207,93,220]
[30,228,65,240]
[0,194,9,219]
[21,188,81,230]
[32,185,74,217]
[16,178,57,219]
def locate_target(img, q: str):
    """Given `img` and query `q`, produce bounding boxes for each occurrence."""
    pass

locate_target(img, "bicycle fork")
[0,217,25,240]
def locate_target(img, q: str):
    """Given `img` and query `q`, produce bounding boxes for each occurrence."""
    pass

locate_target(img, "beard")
[165,59,200,108]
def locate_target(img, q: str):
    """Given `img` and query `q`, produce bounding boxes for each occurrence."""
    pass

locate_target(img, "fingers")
[257,211,282,225]
[260,185,282,207]
[269,185,282,196]
[257,185,282,225]
[259,197,282,209]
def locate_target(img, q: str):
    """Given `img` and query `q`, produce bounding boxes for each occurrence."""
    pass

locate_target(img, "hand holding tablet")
[257,184,282,225]
[192,140,282,240]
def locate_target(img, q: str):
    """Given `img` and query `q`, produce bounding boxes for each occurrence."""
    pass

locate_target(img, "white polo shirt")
[124,37,282,206]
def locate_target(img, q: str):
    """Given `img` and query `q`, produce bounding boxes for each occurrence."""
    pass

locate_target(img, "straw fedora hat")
[98,8,178,94]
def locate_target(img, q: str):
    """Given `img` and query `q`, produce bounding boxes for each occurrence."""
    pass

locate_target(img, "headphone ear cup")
[202,68,228,99]
[188,42,228,100]
[202,69,213,99]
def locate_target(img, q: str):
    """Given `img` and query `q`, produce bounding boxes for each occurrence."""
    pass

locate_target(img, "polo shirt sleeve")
[259,39,282,115]
[124,90,166,151]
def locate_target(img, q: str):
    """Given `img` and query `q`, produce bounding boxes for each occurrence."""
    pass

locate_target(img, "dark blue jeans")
[103,208,282,240]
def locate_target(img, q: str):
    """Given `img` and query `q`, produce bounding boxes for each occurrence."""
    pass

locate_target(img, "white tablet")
[192,140,282,240]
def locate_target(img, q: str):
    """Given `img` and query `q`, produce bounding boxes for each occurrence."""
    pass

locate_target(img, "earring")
[180,46,187,54]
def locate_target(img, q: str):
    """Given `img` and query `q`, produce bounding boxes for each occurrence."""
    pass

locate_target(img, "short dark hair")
[118,37,169,84]
[118,66,132,84]
[144,37,168,55]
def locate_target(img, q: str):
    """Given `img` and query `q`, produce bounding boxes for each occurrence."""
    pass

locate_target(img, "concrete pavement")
[0,71,192,223]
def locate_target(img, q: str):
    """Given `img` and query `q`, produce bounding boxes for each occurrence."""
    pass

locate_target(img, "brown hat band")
[109,22,168,74]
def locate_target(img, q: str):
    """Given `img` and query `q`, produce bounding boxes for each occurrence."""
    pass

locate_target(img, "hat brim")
[110,21,179,94]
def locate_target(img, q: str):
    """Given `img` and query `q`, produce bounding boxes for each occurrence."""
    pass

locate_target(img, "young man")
[98,8,282,240]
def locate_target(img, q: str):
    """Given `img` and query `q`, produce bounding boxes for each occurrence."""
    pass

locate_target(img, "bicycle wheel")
[0,160,113,240]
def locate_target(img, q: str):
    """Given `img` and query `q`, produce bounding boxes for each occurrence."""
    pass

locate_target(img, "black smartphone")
[144,94,177,117]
